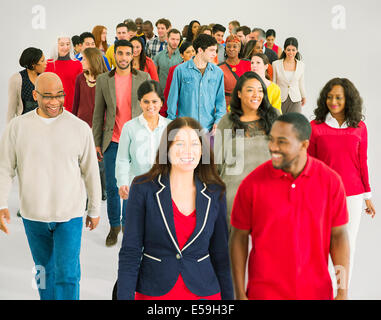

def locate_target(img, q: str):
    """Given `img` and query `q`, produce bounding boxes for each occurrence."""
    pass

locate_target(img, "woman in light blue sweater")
[116,80,171,203]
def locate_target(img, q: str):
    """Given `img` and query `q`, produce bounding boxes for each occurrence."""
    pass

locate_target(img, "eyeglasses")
[35,90,66,101]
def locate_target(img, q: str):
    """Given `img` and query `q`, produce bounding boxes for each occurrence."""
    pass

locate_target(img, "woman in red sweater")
[45,36,83,113]
[130,36,159,81]
[308,78,376,287]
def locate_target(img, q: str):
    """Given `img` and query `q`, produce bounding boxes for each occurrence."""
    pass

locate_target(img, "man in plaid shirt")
[145,18,171,59]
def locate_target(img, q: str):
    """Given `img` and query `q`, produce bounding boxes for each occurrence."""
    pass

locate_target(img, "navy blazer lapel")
[156,174,182,256]
[182,178,211,253]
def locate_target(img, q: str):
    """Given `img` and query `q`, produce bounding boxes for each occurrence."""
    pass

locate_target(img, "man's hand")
[0,208,10,234]
[96,147,103,162]
[119,185,129,200]
[86,216,100,231]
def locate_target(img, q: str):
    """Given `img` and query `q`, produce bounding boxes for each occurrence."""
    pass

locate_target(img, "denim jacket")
[166,58,226,131]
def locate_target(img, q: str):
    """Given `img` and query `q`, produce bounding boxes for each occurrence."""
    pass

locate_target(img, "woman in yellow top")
[250,53,282,114]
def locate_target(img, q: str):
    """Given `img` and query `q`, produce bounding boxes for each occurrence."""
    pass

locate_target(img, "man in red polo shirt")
[230,112,350,300]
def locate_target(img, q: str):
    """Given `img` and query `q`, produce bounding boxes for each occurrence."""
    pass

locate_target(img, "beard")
[115,59,131,70]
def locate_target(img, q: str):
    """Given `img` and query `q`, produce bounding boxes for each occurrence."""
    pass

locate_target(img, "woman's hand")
[119,185,129,200]
[365,199,376,218]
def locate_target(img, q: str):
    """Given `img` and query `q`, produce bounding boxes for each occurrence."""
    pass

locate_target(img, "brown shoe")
[106,226,121,247]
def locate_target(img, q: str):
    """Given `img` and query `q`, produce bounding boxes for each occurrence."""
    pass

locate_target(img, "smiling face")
[131,39,143,57]
[213,31,224,44]
[284,45,298,59]
[168,126,202,173]
[268,121,306,172]
[326,85,346,119]
[33,73,65,118]
[58,37,71,57]
[181,45,195,62]
[140,91,162,119]
[238,78,264,113]
[225,41,240,59]
[251,56,268,77]
[114,45,133,70]
[157,23,169,39]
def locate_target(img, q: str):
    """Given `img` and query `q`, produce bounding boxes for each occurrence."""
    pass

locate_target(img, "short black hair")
[71,35,81,46]
[79,32,95,44]
[114,39,133,53]
[193,34,217,52]
[116,23,127,30]
[236,26,251,36]
[19,47,43,70]
[275,112,311,141]
[212,24,226,34]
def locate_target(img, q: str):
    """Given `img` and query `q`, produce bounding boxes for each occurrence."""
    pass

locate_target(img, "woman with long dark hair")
[308,78,376,288]
[215,71,279,228]
[130,36,159,81]
[117,117,233,300]
[7,47,47,122]
[185,20,201,42]
[272,37,306,113]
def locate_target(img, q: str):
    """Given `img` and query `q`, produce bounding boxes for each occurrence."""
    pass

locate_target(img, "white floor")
[0,179,380,300]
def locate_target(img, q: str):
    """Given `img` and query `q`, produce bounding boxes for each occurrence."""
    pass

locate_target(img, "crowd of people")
[0,16,376,301]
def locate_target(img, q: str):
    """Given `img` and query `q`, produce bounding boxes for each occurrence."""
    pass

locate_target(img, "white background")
[0,0,380,299]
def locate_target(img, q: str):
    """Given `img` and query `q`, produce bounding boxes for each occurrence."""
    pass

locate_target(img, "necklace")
[84,72,96,87]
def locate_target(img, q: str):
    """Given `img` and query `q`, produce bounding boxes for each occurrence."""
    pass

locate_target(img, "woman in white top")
[116,80,171,205]
[272,37,306,114]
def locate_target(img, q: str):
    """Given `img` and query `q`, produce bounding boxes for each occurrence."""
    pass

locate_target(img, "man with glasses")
[0,72,101,300]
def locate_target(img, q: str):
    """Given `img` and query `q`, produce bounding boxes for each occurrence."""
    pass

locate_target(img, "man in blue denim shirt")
[167,34,226,134]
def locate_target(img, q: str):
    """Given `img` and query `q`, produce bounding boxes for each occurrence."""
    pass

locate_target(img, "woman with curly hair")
[215,71,279,228]
[308,78,376,287]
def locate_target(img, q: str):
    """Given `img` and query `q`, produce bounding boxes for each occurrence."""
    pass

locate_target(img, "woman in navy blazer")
[117,117,233,300]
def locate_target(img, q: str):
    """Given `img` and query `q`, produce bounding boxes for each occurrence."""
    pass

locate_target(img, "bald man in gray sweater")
[0,72,101,300]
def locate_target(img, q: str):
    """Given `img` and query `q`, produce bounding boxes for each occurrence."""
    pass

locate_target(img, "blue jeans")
[22,216,83,300]
[103,142,127,227]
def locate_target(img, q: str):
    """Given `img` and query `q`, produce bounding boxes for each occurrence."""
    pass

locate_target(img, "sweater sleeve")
[79,125,101,218]
[359,123,371,193]
[146,58,159,81]
[7,73,22,123]
[0,121,17,208]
